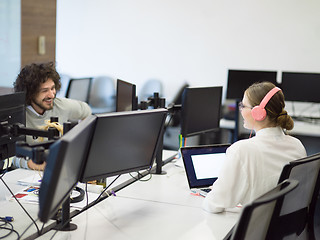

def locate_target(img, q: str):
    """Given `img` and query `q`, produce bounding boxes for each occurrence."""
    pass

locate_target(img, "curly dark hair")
[13,62,61,105]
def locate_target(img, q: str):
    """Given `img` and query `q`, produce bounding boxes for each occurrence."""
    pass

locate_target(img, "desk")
[220,118,320,137]
[0,151,239,240]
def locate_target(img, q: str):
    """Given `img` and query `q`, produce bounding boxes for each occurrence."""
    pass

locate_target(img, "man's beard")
[32,97,54,112]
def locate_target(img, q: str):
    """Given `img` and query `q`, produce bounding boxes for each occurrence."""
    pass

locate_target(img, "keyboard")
[191,188,211,197]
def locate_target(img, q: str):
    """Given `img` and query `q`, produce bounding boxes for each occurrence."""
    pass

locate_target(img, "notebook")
[181,144,230,196]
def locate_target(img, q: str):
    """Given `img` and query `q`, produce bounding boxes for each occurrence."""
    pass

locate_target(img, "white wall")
[0,0,20,87]
[56,0,320,103]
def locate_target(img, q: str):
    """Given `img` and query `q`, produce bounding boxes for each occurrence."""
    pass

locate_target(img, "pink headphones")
[251,87,281,121]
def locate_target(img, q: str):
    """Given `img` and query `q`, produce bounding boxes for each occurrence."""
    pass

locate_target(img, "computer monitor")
[180,86,222,138]
[80,109,167,182]
[116,79,138,111]
[281,72,320,103]
[38,115,96,223]
[226,70,278,100]
[167,83,189,127]
[65,78,93,103]
[0,92,26,161]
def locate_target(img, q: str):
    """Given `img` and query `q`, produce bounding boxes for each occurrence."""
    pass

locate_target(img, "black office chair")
[267,152,320,240]
[226,179,299,240]
[65,77,93,103]
[55,74,71,98]
[139,79,163,102]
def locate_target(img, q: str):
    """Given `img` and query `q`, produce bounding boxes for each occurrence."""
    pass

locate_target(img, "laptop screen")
[181,144,230,189]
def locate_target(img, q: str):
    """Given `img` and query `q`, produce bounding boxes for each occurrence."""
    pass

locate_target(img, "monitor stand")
[151,131,167,175]
[53,196,78,231]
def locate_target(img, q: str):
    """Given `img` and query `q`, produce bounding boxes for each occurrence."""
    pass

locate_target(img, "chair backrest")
[230,179,299,240]
[89,76,116,110]
[269,152,320,239]
[55,74,71,98]
[139,79,163,102]
[65,78,93,103]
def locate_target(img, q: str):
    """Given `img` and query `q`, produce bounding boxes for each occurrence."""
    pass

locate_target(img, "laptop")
[181,144,231,196]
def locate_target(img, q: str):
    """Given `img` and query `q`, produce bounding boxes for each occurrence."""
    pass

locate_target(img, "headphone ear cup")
[251,106,267,121]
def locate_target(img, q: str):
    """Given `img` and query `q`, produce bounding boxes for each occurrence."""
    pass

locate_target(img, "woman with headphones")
[202,81,307,213]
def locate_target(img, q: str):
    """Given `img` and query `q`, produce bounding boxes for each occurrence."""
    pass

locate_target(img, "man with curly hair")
[12,62,92,170]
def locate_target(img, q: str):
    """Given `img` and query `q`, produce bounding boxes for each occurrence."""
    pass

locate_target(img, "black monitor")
[65,78,93,103]
[80,109,167,182]
[116,79,138,111]
[281,72,320,103]
[226,70,278,100]
[0,92,26,161]
[167,83,189,127]
[38,115,96,223]
[180,86,222,138]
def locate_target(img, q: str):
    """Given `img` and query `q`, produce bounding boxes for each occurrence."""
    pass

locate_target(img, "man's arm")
[12,156,46,171]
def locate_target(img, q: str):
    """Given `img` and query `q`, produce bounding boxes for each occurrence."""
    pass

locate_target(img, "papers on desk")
[15,174,107,208]
[10,186,40,204]
[17,175,104,194]
[14,173,108,208]
[10,185,103,209]
[17,174,42,186]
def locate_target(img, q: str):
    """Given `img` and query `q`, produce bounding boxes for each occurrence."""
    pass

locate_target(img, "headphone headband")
[251,87,281,121]
[259,87,281,109]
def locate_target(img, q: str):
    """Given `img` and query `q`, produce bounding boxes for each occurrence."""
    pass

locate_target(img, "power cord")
[92,175,121,204]
[18,219,39,240]
[0,218,20,239]
[129,169,152,182]
[78,175,122,216]
[0,177,40,237]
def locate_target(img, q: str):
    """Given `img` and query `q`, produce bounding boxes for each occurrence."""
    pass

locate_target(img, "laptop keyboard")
[200,188,211,193]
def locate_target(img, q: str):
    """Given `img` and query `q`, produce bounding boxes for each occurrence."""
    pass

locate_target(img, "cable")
[0,216,13,222]
[49,228,59,240]
[77,175,122,216]
[165,112,174,127]
[129,169,152,182]
[296,102,315,118]
[95,175,121,201]
[18,219,39,240]
[0,220,20,239]
[0,177,40,236]
[39,222,45,235]
[85,182,89,207]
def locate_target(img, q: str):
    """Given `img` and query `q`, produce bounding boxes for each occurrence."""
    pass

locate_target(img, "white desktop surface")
[38,196,237,240]
[0,151,239,240]
[116,158,204,208]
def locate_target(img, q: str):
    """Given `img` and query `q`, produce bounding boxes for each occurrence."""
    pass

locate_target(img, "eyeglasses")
[238,101,252,111]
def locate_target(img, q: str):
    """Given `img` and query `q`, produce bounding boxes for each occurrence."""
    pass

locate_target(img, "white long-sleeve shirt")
[202,127,307,213]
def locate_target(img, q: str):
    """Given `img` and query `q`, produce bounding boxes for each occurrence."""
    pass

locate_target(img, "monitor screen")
[116,79,137,111]
[281,72,320,103]
[226,70,278,99]
[0,92,26,161]
[65,78,93,103]
[38,115,96,223]
[80,109,167,182]
[180,86,222,138]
